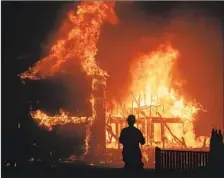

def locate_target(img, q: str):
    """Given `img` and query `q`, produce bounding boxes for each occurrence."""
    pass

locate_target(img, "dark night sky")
[2,1,224,153]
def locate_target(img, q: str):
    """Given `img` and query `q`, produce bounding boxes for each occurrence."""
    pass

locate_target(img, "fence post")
[155,147,161,171]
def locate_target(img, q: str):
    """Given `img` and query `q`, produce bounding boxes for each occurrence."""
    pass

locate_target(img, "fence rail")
[155,147,209,171]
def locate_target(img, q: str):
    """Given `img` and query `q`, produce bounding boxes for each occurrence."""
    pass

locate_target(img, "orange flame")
[20,1,118,157]
[116,44,201,119]
[19,1,209,153]
[31,109,91,131]
[108,44,207,148]
[20,1,118,80]
[20,1,118,126]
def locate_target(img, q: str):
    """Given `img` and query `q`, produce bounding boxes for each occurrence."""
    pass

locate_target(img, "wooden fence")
[155,147,209,171]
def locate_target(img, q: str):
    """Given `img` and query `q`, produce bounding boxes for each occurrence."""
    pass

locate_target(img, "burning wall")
[19,1,218,164]
[20,1,118,160]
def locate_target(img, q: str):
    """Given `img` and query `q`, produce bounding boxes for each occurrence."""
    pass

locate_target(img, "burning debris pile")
[19,1,209,166]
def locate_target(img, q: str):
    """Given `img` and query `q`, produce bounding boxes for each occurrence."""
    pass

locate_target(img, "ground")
[2,165,224,178]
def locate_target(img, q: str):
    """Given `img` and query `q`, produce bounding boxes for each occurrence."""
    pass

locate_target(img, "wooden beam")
[109,116,183,123]
[106,125,118,142]
[157,112,184,146]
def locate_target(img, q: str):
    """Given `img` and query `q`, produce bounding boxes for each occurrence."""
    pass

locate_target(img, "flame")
[20,1,118,80]
[129,44,201,120]
[31,109,91,131]
[109,44,207,148]
[19,1,209,162]
[20,1,118,157]
[21,1,117,126]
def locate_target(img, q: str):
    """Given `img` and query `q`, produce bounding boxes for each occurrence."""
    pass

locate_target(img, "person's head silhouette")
[127,114,136,127]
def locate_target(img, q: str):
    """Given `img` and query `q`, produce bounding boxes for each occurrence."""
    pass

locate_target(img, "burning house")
[19,1,209,167]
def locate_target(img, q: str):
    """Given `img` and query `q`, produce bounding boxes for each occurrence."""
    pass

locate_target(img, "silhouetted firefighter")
[119,114,145,170]
[209,128,224,172]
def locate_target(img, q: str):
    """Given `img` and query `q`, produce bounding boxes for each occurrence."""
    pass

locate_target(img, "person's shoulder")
[121,127,128,132]
[134,127,142,132]
[133,126,140,130]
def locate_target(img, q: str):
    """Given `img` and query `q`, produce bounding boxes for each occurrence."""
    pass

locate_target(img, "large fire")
[107,44,206,149]
[19,1,208,165]
[110,44,200,120]
[20,1,118,127]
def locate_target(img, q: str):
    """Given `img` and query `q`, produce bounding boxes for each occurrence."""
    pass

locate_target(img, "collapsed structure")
[20,1,209,165]
[105,45,208,151]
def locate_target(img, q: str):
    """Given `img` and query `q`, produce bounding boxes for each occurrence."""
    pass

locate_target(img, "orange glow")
[19,1,209,162]
[20,1,118,80]
[20,1,117,128]
[31,109,91,130]
[20,1,118,157]
[111,45,201,120]
[108,44,208,149]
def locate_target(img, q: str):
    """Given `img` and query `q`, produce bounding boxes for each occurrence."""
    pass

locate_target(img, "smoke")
[97,2,223,135]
